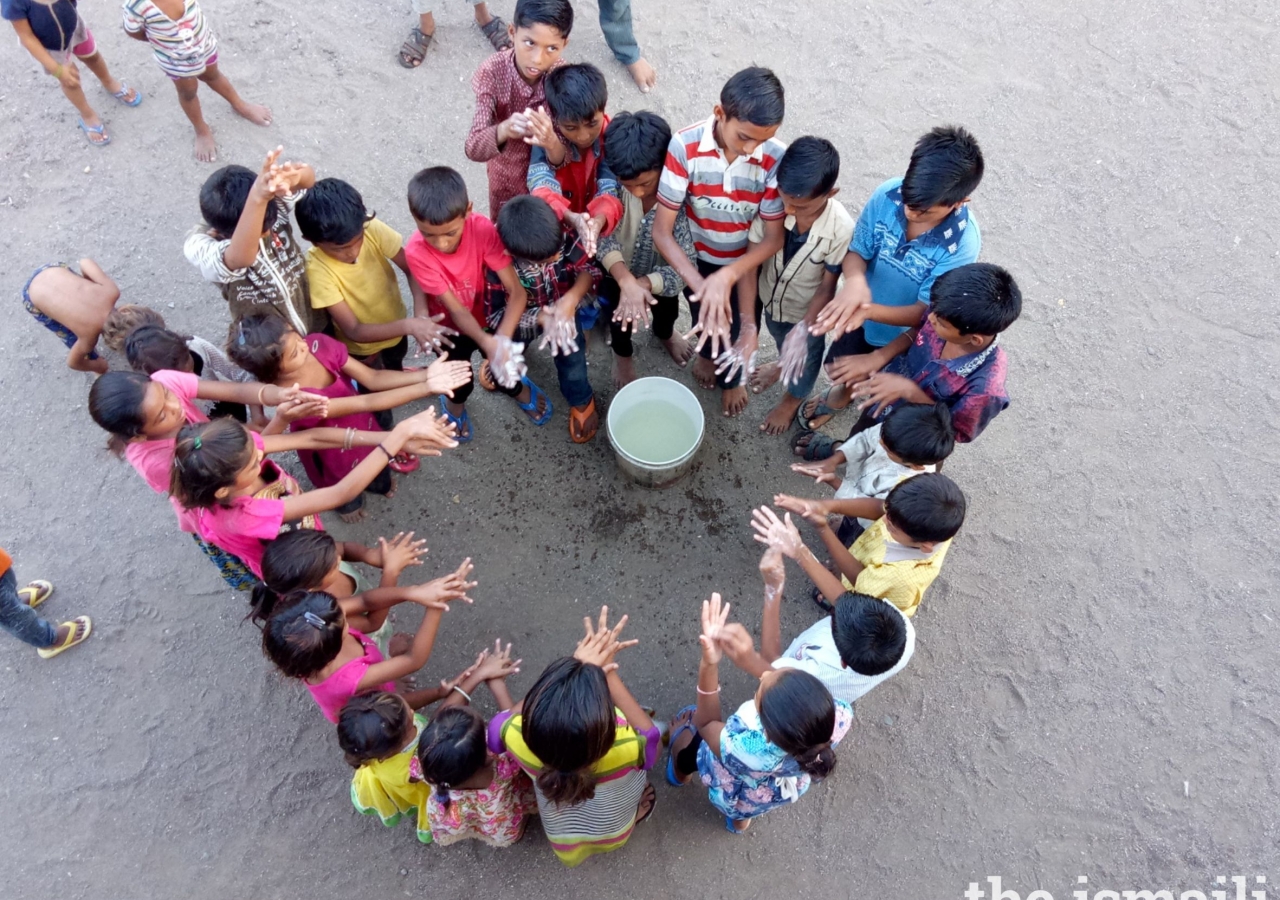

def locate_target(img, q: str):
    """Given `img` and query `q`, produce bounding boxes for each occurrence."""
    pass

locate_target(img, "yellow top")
[841,518,951,618]
[307,217,407,356]
[349,713,432,843]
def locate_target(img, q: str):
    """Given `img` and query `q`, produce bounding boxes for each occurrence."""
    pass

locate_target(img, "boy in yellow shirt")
[751,472,966,617]
[296,178,457,427]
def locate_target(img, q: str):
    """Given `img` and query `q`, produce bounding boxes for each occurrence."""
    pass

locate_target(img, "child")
[525,63,623,254]
[666,592,853,833]
[21,259,119,373]
[121,0,270,162]
[464,0,571,218]
[752,472,967,617]
[184,147,324,335]
[653,67,789,417]
[743,136,854,435]
[715,545,915,705]
[595,111,697,386]
[798,262,1020,459]
[490,607,659,866]
[492,195,600,442]
[228,314,470,521]
[259,559,475,722]
[294,177,456,394]
[168,411,456,579]
[4,0,141,146]
[415,640,541,847]
[0,548,91,659]
[403,166,552,442]
[786,401,955,546]
[797,125,984,440]
[398,0,509,70]
[123,323,259,422]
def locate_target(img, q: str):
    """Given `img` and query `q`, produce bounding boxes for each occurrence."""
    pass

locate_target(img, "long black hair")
[417,706,489,810]
[248,530,340,626]
[521,657,615,805]
[337,692,413,768]
[260,590,345,680]
[88,371,154,455]
[758,669,839,779]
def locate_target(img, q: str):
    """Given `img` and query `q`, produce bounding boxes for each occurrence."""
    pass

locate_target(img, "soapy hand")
[777,324,811,386]
[536,305,580,357]
[488,335,527,388]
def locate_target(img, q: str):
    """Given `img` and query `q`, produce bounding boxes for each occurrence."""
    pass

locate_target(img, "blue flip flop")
[515,376,553,426]
[111,82,143,107]
[77,118,110,147]
[666,704,698,787]
[437,394,473,443]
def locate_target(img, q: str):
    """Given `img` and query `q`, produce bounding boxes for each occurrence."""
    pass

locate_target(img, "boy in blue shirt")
[795,126,983,449]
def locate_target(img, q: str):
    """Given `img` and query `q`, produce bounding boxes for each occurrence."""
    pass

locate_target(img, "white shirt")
[834,425,934,528]
[772,605,915,704]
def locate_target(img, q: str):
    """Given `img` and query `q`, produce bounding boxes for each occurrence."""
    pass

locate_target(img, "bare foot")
[388,632,413,656]
[749,361,780,395]
[692,356,717,390]
[760,393,803,435]
[722,385,749,417]
[731,818,752,832]
[338,506,368,524]
[385,475,398,500]
[662,333,695,368]
[634,782,657,823]
[613,354,637,390]
[193,129,217,162]
[667,708,697,785]
[233,101,273,126]
[626,58,657,93]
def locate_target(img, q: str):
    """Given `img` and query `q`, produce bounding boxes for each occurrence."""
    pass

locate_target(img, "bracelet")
[376,443,394,461]
[52,63,64,80]
[696,685,721,695]
[451,685,471,702]
[342,427,355,451]
[257,385,268,406]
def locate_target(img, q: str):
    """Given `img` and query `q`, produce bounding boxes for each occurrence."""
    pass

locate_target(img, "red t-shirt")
[403,213,511,324]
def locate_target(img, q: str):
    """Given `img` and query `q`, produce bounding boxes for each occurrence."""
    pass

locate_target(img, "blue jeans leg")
[598,0,641,64]
[764,315,827,400]
[551,323,594,408]
[0,568,57,648]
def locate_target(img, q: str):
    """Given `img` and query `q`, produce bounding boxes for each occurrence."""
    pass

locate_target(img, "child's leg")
[51,55,107,139]
[597,0,656,92]
[171,75,218,162]
[76,46,129,98]
[196,63,272,127]
[0,569,58,649]
[552,322,597,441]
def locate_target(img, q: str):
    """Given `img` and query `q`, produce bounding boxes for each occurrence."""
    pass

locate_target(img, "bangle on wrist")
[377,443,393,461]
[697,685,721,695]
[451,685,471,702]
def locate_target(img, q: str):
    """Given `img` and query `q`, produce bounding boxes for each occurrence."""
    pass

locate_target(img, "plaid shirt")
[484,229,601,333]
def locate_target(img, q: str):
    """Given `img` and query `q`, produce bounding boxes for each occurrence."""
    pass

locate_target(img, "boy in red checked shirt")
[403,167,553,445]
[525,63,623,258]
[464,0,572,218]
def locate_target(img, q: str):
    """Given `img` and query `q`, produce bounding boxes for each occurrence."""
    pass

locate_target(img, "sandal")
[666,705,698,786]
[516,377,553,426]
[477,360,497,392]
[37,616,92,659]
[480,17,513,50]
[111,82,143,107]
[791,431,839,461]
[77,119,111,147]
[437,395,473,443]
[568,395,599,444]
[812,585,835,614]
[18,579,54,609]
[389,452,420,474]
[634,783,658,825]
[796,387,843,432]
[399,27,433,68]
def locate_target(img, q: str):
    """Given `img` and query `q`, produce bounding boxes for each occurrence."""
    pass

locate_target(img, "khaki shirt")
[751,198,854,324]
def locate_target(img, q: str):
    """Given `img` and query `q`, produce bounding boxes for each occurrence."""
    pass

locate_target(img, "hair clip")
[192,436,202,450]
[303,611,326,629]
[236,320,247,346]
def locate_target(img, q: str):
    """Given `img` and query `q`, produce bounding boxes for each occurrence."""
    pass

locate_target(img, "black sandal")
[812,585,835,614]
[480,17,513,50]
[399,27,433,68]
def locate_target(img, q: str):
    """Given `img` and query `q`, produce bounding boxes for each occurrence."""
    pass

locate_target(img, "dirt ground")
[1,0,1278,898]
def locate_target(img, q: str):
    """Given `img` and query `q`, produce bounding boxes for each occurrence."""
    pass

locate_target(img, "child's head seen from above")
[928,262,1022,347]
[775,135,841,220]
[510,0,573,84]
[227,314,303,384]
[882,472,967,551]
[169,418,261,508]
[715,67,785,160]
[296,178,369,263]
[408,167,471,254]
[831,592,910,676]
[603,110,671,201]
[260,589,347,680]
[199,164,281,238]
[250,530,341,625]
[543,63,607,148]
[88,371,186,453]
[338,691,415,768]
[900,125,984,225]
[125,325,195,375]
[754,667,838,778]
[101,304,166,353]
[496,195,563,264]
[417,705,490,804]
[522,657,616,805]
[879,402,956,468]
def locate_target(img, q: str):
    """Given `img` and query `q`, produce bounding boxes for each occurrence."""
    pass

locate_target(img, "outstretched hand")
[422,356,472,397]
[699,592,731,664]
[488,335,527,388]
[375,531,428,578]
[406,314,457,354]
[773,493,829,528]
[474,639,522,681]
[536,305,580,357]
[573,606,638,673]
[409,558,476,610]
[750,505,805,559]
[777,324,811,386]
[397,407,459,456]
[612,276,656,333]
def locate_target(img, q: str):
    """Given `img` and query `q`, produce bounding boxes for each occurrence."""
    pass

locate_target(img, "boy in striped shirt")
[653,67,788,418]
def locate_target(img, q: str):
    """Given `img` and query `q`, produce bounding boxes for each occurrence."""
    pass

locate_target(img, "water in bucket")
[610,398,699,464]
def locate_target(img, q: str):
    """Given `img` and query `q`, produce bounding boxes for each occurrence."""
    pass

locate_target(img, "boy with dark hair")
[715,545,915,705]
[402,166,550,443]
[743,135,853,434]
[526,63,623,254]
[296,178,455,392]
[491,195,601,442]
[184,146,327,335]
[783,401,954,548]
[597,110,698,386]
[653,66,788,418]
[798,125,984,437]
[465,0,571,218]
[753,472,967,618]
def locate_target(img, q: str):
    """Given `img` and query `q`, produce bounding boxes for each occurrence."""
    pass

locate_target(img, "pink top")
[288,334,380,489]
[123,370,208,533]
[306,629,396,722]
[404,214,510,324]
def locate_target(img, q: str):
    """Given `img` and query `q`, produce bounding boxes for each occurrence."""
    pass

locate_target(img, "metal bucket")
[606,377,705,489]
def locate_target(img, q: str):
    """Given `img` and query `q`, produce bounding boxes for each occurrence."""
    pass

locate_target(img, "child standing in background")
[398,0,510,70]
[21,259,119,373]
[0,548,91,659]
[122,0,271,162]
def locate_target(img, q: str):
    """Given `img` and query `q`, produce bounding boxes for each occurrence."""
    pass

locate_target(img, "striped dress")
[122,0,218,79]
[490,708,660,867]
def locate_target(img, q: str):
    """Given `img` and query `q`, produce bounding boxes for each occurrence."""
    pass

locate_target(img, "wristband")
[52,63,64,80]
[451,685,471,702]
[377,443,393,461]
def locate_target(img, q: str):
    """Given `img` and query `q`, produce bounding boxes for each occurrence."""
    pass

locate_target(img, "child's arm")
[825,332,912,388]
[323,301,455,355]
[223,148,284,270]
[196,380,318,409]
[389,249,434,328]
[525,108,567,166]
[652,205,705,299]
[758,548,786,663]
[440,641,521,710]
[572,608,652,734]
[751,505,849,603]
[465,75,530,161]
[803,267,842,325]
[811,251,873,337]
[317,379,444,418]
[485,676,516,711]
[691,218,784,350]
[10,19,78,80]
[691,594,731,750]
[338,355,469,396]
[491,265,530,340]
[121,6,151,41]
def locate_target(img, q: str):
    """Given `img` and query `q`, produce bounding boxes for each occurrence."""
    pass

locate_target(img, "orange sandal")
[568,396,599,444]
[477,361,497,392]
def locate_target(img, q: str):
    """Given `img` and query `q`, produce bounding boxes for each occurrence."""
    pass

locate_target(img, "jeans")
[599,275,679,357]
[764,313,826,400]
[541,320,594,407]
[0,568,57,648]
[598,0,641,64]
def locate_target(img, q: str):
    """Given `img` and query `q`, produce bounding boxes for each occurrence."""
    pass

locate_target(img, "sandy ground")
[1,0,1279,898]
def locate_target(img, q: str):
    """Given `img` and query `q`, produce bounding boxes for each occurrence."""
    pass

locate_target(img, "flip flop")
[568,395,598,443]
[399,27,433,68]
[437,395,473,443]
[18,580,54,609]
[37,616,92,659]
[477,360,497,392]
[634,783,657,825]
[480,17,513,50]
[665,704,698,786]
[796,387,842,432]
[812,585,835,614]
[77,119,111,147]
[389,452,420,473]
[111,82,143,106]
[791,431,839,461]
[516,377,553,426]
